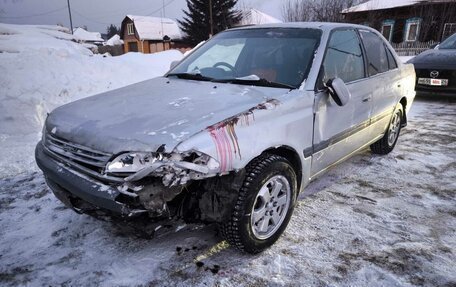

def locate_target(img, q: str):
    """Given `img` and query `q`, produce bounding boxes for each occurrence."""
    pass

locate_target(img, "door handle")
[362,95,372,102]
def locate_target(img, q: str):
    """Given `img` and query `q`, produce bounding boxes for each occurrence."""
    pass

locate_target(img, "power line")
[68,0,177,22]
[0,7,67,19]
[0,0,179,28]
[71,9,114,25]
[145,0,177,16]
[68,0,177,27]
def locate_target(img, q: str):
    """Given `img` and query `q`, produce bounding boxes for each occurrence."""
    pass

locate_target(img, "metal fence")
[391,41,438,56]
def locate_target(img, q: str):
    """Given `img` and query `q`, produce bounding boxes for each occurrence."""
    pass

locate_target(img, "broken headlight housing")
[106,152,166,174]
[105,151,220,185]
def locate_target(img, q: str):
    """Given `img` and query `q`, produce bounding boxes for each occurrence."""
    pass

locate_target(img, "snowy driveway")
[0,97,455,287]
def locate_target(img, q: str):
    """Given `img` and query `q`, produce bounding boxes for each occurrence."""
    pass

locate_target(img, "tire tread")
[219,153,289,253]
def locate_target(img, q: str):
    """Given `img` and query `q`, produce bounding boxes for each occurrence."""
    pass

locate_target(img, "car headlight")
[106,150,220,185]
[106,152,165,173]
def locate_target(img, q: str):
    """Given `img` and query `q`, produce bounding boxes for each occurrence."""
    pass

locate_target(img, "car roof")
[229,22,374,32]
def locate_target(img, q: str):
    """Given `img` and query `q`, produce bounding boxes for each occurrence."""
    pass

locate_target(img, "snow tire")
[371,104,403,155]
[219,153,297,254]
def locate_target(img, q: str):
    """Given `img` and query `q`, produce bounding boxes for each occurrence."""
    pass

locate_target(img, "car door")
[311,29,372,176]
[358,30,401,138]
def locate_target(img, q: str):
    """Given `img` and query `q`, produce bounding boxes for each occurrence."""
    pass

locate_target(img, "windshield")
[168,28,322,88]
[439,33,456,49]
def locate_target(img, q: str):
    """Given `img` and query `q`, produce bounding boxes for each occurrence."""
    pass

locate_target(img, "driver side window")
[187,40,245,73]
[322,29,365,84]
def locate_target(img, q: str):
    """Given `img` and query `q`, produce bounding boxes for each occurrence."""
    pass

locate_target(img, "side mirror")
[170,60,180,70]
[326,78,351,106]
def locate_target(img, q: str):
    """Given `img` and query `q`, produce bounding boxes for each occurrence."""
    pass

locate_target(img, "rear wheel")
[219,153,297,254]
[371,105,403,155]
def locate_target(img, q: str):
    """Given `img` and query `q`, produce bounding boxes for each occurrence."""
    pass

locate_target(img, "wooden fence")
[391,41,438,56]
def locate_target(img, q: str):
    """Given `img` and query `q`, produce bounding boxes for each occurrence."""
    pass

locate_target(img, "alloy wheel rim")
[388,111,401,146]
[250,175,291,240]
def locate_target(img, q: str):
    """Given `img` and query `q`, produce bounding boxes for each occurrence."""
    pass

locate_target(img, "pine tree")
[106,24,120,39]
[178,0,242,45]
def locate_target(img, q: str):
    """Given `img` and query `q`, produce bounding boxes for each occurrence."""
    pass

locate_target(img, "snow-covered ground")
[1,23,455,287]
[0,23,183,178]
[1,98,455,286]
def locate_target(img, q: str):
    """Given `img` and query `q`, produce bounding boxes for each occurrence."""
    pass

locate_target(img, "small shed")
[120,15,190,54]
[342,0,456,43]
[73,27,104,45]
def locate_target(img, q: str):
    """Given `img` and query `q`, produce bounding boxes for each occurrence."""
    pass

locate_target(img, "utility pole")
[209,0,213,38]
[67,0,74,34]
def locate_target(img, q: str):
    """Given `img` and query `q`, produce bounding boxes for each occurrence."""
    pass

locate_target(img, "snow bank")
[0,23,183,178]
[0,23,90,55]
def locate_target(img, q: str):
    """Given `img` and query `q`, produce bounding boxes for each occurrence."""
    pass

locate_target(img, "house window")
[405,18,421,42]
[442,23,456,41]
[381,20,395,42]
[127,23,134,35]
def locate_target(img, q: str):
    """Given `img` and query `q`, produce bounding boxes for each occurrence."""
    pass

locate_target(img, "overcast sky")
[0,0,283,33]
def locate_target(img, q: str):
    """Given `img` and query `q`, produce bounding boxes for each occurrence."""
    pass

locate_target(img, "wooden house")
[120,15,191,54]
[342,0,456,43]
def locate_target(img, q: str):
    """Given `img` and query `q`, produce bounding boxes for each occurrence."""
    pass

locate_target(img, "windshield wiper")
[167,72,214,82]
[214,76,296,89]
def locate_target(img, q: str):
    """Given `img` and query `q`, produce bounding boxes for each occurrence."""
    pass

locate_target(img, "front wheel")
[219,153,297,254]
[370,105,403,155]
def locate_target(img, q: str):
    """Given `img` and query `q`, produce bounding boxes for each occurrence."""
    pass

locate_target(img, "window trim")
[442,23,456,41]
[404,18,421,42]
[127,23,134,36]
[381,19,395,42]
[384,44,398,71]
[359,29,390,77]
[315,27,367,91]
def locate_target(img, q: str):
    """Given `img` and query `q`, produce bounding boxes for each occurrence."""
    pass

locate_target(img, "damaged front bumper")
[36,142,149,217]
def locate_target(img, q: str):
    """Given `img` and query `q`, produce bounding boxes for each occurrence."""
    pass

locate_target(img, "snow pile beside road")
[0,23,89,55]
[0,23,183,178]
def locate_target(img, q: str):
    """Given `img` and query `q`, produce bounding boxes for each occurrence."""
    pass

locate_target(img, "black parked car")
[408,33,456,96]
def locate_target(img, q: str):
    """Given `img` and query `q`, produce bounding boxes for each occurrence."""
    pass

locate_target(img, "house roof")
[126,15,182,41]
[73,27,103,42]
[104,34,124,46]
[239,9,282,25]
[342,0,450,13]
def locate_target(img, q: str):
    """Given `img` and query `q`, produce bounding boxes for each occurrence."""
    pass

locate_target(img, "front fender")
[175,90,315,183]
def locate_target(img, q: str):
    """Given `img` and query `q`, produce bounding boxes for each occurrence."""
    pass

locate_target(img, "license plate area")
[418,78,449,86]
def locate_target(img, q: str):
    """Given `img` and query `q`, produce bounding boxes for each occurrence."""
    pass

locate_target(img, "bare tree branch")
[282,0,355,23]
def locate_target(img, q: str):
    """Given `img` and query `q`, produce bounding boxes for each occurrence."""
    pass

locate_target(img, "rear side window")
[322,29,365,84]
[360,30,389,76]
[385,46,398,70]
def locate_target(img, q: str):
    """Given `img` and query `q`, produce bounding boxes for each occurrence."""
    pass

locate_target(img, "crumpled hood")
[46,77,289,154]
[409,49,456,69]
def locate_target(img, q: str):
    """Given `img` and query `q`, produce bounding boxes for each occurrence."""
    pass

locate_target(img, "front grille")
[44,132,112,175]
